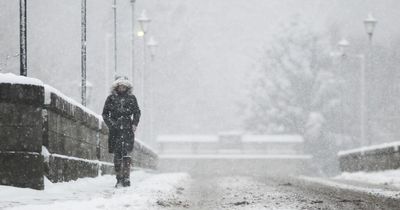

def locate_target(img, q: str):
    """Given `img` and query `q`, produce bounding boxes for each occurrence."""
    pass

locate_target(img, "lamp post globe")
[147,36,158,58]
[364,13,377,40]
[338,38,350,56]
[138,10,151,33]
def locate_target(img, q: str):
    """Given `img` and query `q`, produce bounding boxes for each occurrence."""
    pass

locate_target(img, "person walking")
[102,76,141,187]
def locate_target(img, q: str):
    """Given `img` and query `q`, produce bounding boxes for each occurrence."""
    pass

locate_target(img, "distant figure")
[102,76,141,187]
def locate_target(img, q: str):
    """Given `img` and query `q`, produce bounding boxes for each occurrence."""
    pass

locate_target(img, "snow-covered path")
[2,170,395,210]
[0,170,189,210]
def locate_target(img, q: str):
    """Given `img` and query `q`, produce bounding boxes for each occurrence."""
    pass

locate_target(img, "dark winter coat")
[102,91,141,153]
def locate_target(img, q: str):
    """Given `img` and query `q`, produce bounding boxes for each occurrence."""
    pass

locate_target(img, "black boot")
[114,159,123,188]
[115,175,123,188]
[122,156,132,187]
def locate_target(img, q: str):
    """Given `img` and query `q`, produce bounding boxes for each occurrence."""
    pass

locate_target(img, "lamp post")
[146,36,158,143]
[138,10,151,140]
[112,0,117,79]
[19,0,27,76]
[137,10,151,141]
[337,38,366,146]
[137,10,151,104]
[363,13,377,145]
[130,0,136,83]
[81,0,87,106]
[137,10,151,103]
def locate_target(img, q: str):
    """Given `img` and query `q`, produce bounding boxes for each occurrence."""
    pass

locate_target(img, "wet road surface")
[156,175,379,210]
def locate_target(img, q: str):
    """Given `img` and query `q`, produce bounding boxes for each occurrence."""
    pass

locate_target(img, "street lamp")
[137,9,151,105]
[146,36,158,144]
[147,36,158,60]
[363,13,377,145]
[364,13,377,42]
[336,39,367,146]
[137,10,151,142]
[137,10,151,34]
[337,38,349,56]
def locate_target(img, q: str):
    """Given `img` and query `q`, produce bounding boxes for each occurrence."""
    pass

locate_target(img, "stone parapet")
[0,81,158,189]
[338,143,400,172]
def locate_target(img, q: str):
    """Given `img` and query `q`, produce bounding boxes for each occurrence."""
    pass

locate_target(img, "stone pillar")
[0,83,44,190]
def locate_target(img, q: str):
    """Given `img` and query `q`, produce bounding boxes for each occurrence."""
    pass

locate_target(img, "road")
[156,175,379,210]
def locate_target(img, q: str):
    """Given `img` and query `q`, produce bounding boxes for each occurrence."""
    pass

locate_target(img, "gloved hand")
[116,118,124,130]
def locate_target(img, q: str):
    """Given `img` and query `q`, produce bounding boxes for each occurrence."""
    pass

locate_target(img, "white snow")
[41,146,50,163]
[0,151,40,155]
[0,171,190,210]
[0,73,43,86]
[338,141,400,156]
[44,84,102,122]
[41,146,113,170]
[335,169,400,188]
[49,153,112,166]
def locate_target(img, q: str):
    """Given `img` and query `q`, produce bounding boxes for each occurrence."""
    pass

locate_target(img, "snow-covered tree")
[245,19,341,136]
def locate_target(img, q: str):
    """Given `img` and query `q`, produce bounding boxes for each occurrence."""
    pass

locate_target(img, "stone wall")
[0,83,45,189]
[338,144,400,172]
[43,92,102,182]
[0,82,158,190]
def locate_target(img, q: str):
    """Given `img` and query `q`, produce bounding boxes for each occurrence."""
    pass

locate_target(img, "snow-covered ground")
[0,170,190,210]
[335,169,400,188]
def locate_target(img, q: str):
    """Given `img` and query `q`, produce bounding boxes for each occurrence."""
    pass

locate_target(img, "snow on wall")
[338,141,400,156]
[44,84,102,123]
[0,73,43,86]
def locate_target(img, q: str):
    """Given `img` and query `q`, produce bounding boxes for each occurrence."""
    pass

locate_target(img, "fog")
[2,0,400,173]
